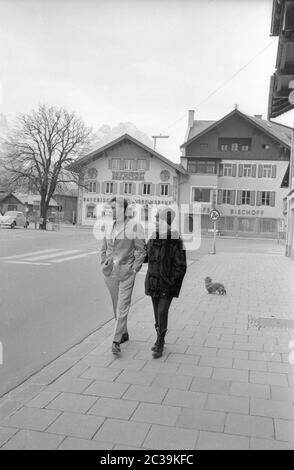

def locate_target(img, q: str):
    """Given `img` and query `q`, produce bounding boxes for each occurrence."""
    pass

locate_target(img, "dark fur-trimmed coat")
[145,231,187,298]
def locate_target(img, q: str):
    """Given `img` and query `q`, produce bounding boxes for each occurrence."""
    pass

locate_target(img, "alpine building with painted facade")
[180,108,290,238]
[69,134,187,227]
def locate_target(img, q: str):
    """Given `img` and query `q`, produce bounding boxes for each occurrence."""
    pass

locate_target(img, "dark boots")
[152,329,167,359]
[151,325,160,351]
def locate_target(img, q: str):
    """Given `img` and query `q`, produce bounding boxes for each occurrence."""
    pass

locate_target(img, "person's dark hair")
[109,196,129,214]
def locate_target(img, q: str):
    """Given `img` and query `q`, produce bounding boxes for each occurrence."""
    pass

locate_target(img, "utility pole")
[152,134,169,151]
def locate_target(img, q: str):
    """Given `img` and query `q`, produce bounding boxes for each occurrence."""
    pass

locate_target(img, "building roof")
[3,193,59,206]
[68,133,187,175]
[181,108,292,149]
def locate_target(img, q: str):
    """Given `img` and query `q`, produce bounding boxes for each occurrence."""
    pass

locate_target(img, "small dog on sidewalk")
[204,276,227,295]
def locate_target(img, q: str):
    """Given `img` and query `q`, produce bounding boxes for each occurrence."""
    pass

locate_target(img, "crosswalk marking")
[5,260,51,266]
[25,250,81,261]
[0,248,62,260]
[51,253,89,263]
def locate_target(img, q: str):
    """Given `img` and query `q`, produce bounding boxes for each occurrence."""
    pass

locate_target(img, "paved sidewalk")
[0,251,294,450]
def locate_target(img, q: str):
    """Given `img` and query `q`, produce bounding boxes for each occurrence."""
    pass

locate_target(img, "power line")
[164,37,278,133]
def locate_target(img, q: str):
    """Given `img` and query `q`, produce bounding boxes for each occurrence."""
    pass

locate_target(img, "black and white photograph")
[0,0,294,454]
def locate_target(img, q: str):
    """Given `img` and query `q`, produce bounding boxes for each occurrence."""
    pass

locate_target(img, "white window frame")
[137,159,146,170]
[220,144,229,151]
[261,191,271,206]
[243,164,252,177]
[241,190,251,205]
[241,145,249,151]
[143,183,151,195]
[223,189,232,204]
[262,165,272,178]
[124,182,133,195]
[111,159,120,170]
[106,182,113,194]
[223,164,233,177]
[87,181,97,193]
[231,143,239,151]
[191,187,212,203]
[124,159,133,170]
[160,184,169,196]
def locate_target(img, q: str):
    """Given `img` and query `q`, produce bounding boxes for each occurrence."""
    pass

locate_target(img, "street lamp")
[152,134,169,151]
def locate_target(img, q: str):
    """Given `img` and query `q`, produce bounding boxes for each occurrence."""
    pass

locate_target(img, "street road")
[0,225,285,397]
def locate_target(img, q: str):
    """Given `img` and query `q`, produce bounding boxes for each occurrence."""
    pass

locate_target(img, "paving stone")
[209,327,236,336]
[177,364,213,378]
[204,339,233,349]
[273,419,294,442]
[0,407,61,431]
[196,431,250,450]
[250,437,294,450]
[123,385,167,404]
[176,408,225,432]
[251,398,294,420]
[0,430,64,450]
[83,380,129,399]
[0,427,18,447]
[267,362,294,374]
[250,371,288,387]
[115,370,156,386]
[206,394,249,414]
[225,413,274,439]
[234,342,263,352]
[80,367,122,381]
[46,393,97,414]
[88,397,138,420]
[94,418,150,447]
[270,386,294,402]
[186,346,217,357]
[199,356,233,368]
[5,384,45,405]
[217,349,249,360]
[26,391,61,409]
[48,376,92,393]
[78,355,115,368]
[233,359,267,371]
[151,372,193,391]
[165,353,200,365]
[109,358,147,371]
[141,362,179,374]
[131,403,181,426]
[190,377,231,395]
[212,368,249,383]
[222,334,248,343]
[58,436,113,450]
[144,424,198,450]
[0,400,23,422]
[47,412,104,439]
[163,389,207,409]
[230,382,270,399]
[27,357,80,385]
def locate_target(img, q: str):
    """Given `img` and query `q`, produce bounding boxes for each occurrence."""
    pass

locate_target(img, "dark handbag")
[102,257,114,276]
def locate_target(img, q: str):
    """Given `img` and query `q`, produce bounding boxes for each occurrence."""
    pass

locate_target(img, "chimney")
[254,114,263,119]
[188,109,195,128]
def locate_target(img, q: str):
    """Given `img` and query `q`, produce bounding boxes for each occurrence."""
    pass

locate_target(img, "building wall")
[78,140,180,226]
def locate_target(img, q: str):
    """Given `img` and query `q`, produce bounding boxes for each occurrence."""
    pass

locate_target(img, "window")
[187,160,216,174]
[231,143,239,151]
[124,183,132,194]
[223,190,232,204]
[137,159,146,170]
[241,145,249,151]
[262,144,270,150]
[262,165,272,178]
[143,183,151,195]
[223,164,232,176]
[220,144,229,151]
[160,184,169,196]
[106,182,113,194]
[241,191,251,205]
[124,160,134,170]
[260,219,277,233]
[7,204,17,211]
[87,181,97,193]
[261,191,271,206]
[243,164,252,177]
[219,217,234,231]
[86,204,96,219]
[192,188,211,203]
[218,138,251,152]
[238,218,255,232]
[111,159,120,170]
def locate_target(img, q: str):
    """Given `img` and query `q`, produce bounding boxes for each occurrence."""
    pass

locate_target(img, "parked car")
[0,211,29,229]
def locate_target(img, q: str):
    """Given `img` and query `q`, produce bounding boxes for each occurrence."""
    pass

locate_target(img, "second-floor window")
[137,159,147,170]
[223,164,232,176]
[192,188,211,202]
[143,183,151,195]
[111,159,121,170]
[124,159,134,170]
[106,182,113,194]
[262,165,272,178]
[124,183,133,194]
[261,191,271,206]
[223,189,233,204]
[160,184,169,196]
[241,190,251,205]
[187,160,216,174]
[243,164,252,177]
[87,181,97,193]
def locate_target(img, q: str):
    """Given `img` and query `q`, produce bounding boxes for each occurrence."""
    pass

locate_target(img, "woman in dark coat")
[145,207,187,358]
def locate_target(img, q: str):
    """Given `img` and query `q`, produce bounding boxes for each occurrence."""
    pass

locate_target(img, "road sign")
[209,209,220,221]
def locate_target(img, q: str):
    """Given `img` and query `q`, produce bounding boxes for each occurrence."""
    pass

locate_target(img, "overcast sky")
[0,0,293,161]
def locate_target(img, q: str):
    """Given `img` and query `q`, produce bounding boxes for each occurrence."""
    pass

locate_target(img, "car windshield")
[4,212,18,216]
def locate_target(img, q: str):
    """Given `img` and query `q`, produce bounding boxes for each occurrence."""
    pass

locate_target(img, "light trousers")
[104,271,136,343]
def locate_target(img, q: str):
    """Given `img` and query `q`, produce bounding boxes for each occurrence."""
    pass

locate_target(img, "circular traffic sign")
[209,209,220,221]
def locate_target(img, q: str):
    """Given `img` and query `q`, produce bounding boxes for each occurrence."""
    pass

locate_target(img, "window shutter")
[252,164,257,178]
[96,182,100,193]
[217,190,223,204]
[231,190,236,205]
[256,191,262,206]
[219,163,223,176]
[132,159,138,171]
[138,183,143,195]
[150,183,155,196]
[101,182,106,194]
[238,164,243,177]
[119,182,124,194]
[270,192,276,207]
[272,165,277,178]
[237,190,242,205]
[250,191,256,206]
[145,159,150,171]
[156,184,161,196]
[166,184,170,196]
[258,165,263,178]
[232,164,237,177]
[112,182,117,194]
[132,183,136,195]
[108,159,112,169]
[120,159,125,170]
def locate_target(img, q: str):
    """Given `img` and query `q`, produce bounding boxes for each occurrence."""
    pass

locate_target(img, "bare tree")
[2,104,91,229]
